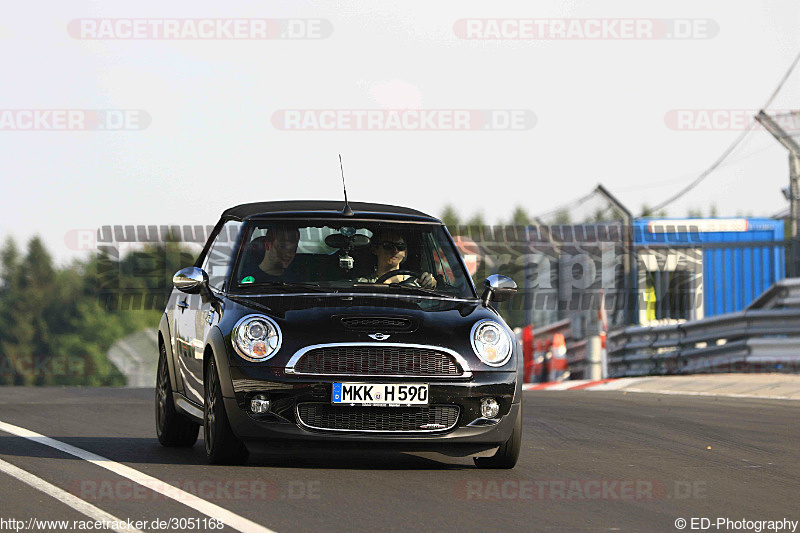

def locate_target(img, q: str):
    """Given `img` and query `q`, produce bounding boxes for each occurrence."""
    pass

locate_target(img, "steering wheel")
[375,269,421,285]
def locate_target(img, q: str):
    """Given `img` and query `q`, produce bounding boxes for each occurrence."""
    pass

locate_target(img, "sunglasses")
[379,241,407,252]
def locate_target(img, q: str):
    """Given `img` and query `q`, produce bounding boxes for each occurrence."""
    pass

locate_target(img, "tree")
[0,238,26,384]
[466,212,486,231]
[509,206,531,227]
[0,238,19,289]
[586,208,604,223]
[0,237,55,385]
[440,205,461,235]
[641,204,668,218]
[552,209,571,225]
[0,236,197,386]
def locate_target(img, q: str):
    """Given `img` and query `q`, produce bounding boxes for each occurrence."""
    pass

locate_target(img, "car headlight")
[471,320,512,367]
[233,315,282,362]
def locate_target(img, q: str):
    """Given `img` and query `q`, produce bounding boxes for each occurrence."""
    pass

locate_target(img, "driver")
[359,229,437,289]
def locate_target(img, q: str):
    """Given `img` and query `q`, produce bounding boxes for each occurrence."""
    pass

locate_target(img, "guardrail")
[607,278,800,377]
[747,277,800,310]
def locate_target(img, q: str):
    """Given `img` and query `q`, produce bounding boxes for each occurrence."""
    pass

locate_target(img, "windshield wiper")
[385,283,455,298]
[240,281,330,293]
[228,296,273,312]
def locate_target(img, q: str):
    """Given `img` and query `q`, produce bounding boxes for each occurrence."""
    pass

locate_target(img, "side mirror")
[173,267,208,294]
[481,274,517,306]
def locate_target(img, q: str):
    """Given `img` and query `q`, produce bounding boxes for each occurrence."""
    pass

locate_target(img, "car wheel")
[204,356,249,465]
[156,343,199,447]
[474,405,522,469]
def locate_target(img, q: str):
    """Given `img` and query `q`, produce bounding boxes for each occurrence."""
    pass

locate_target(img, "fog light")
[481,398,500,418]
[250,395,270,414]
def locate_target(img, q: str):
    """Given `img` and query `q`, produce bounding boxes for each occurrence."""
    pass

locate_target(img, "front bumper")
[223,366,519,455]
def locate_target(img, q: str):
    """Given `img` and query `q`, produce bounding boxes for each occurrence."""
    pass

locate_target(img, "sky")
[1,0,799,265]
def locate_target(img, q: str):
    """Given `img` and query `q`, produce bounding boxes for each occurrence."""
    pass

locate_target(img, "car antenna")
[339,154,354,216]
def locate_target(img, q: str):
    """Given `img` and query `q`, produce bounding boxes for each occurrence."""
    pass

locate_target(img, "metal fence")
[606,278,800,377]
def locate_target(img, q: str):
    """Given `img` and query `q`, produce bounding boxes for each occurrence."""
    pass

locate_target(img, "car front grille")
[292,346,464,376]
[296,403,460,432]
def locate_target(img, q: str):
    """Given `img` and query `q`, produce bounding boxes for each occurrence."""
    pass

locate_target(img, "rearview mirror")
[325,233,370,249]
[173,267,208,294]
[481,274,517,306]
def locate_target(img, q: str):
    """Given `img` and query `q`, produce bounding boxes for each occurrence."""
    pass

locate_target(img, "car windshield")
[227,220,476,299]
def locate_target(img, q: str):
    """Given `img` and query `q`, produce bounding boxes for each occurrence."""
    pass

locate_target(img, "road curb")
[523,374,800,400]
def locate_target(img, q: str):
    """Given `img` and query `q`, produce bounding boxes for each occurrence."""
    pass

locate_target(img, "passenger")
[242,227,300,283]
[360,229,437,289]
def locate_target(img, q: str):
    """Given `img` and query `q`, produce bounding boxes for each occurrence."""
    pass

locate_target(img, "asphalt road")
[0,388,797,533]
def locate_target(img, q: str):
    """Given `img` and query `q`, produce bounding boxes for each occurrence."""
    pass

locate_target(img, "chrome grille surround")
[285,343,472,378]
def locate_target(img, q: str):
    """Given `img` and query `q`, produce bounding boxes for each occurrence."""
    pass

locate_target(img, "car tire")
[204,356,249,465]
[156,343,199,447]
[474,405,522,469]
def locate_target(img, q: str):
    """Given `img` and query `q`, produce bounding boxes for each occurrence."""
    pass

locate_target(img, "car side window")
[201,221,242,291]
[423,232,453,286]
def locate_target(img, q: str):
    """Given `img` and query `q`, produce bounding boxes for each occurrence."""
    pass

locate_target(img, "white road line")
[0,457,144,533]
[0,420,276,533]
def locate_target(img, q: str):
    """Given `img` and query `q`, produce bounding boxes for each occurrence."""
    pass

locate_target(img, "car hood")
[219,293,514,371]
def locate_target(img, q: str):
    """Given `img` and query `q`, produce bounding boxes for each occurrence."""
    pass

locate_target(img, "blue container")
[633,218,785,318]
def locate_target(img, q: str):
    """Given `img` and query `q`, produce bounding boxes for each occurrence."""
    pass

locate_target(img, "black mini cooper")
[156,201,522,468]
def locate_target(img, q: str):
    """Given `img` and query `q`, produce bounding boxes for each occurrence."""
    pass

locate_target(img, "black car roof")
[222,200,441,223]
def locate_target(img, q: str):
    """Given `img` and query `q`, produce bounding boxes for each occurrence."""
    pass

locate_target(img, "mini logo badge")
[368,333,391,341]
[420,423,446,430]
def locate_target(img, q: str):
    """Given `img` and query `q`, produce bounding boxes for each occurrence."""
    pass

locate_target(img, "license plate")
[332,383,429,406]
